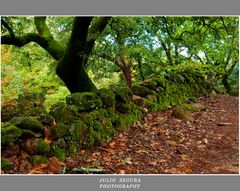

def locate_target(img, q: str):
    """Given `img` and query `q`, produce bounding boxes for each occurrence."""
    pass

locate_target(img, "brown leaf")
[19,160,32,172]
[202,138,208,144]
[180,154,188,161]
[118,170,126,174]
[149,161,158,166]
[28,169,45,174]
[165,140,177,147]
[103,156,112,162]
[109,141,116,147]
[49,157,64,174]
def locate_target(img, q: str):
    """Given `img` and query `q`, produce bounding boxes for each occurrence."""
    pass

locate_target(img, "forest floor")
[65,94,239,174]
[2,94,239,174]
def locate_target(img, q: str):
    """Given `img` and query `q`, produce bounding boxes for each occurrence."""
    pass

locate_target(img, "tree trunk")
[222,76,231,93]
[56,56,97,93]
[1,16,111,93]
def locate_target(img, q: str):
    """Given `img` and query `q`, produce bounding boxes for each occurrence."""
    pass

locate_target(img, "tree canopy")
[1,16,239,105]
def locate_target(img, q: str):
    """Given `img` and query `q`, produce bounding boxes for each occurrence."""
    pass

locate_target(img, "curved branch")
[85,17,112,55]
[1,33,64,60]
[1,17,65,60]
[1,18,15,38]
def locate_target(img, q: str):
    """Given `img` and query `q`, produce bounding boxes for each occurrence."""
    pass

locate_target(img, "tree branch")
[1,18,15,38]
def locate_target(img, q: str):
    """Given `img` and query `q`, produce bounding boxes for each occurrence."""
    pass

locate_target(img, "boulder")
[9,117,44,133]
[50,102,78,123]
[1,124,23,146]
[97,88,116,107]
[132,84,156,97]
[66,92,102,111]
[172,106,194,122]
[190,103,206,111]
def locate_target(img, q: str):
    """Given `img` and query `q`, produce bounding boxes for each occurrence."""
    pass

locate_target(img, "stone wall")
[1,69,213,167]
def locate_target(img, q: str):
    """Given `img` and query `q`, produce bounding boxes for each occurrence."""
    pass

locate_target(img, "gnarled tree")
[1,16,111,93]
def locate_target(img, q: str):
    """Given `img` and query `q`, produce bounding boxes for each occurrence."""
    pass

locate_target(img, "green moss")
[145,95,158,102]
[139,80,158,90]
[36,139,51,154]
[153,77,166,89]
[1,124,22,146]
[69,120,88,147]
[112,86,132,104]
[112,108,142,132]
[116,103,133,114]
[21,129,37,139]
[53,147,66,162]
[132,84,156,97]
[97,88,116,107]
[51,123,68,140]
[9,117,44,133]
[50,102,78,123]
[1,159,12,171]
[66,92,102,111]
[33,107,53,125]
[145,100,161,112]
[29,155,49,166]
[88,127,95,147]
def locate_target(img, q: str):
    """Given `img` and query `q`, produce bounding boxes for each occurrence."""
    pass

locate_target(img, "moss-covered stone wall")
[1,69,213,166]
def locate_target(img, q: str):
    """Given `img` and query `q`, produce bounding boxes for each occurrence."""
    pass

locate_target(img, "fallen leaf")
[180,154,188,161]
[197,144,206,149]
[121,157,132,165]
[202,138,208,144]
[149,161,158,166]
[103,156,112,162]
[49,157,64,174]
[28,169,45,174]
[165,140,177,147]
[118,170,126,174]
[109,141,116,147]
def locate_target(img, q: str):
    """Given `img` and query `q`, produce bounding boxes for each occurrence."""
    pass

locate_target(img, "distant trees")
[1,16,239,93]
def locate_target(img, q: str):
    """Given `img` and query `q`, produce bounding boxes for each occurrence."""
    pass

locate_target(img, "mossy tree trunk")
[1,16,111,93]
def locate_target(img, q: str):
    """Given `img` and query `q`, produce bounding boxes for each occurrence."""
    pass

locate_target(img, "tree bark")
[1,16,111,93]
[222,75,231,93]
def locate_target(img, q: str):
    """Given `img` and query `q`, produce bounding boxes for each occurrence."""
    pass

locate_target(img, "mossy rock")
[21,129,40,139]
[132,84,156,97]
[29,155,49,166]
[116,103,133,114]
[68,120,88,146]
[1,104,18,122]
[33,107,53,125]
[112,109,142,132]
[9,117,44,133]
[1,124,23,146]
[111,85,133,96]
[50,102,78,123]
[1,159,12,171]
[139,80,158,90]
[172,106,194,122]
[189,103,206,111]
[36,139,51,154]
[153,77,166,89]
[97,88,116,107]
[52,147,66,162]
[66,92,102,111]
[132,95,146,107]
[51,123,69,140]
[145,100,161,112]
[145,95,158,102]
[78,110,115,148]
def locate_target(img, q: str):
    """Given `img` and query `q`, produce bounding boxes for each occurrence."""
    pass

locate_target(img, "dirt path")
[67,94,239,174]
